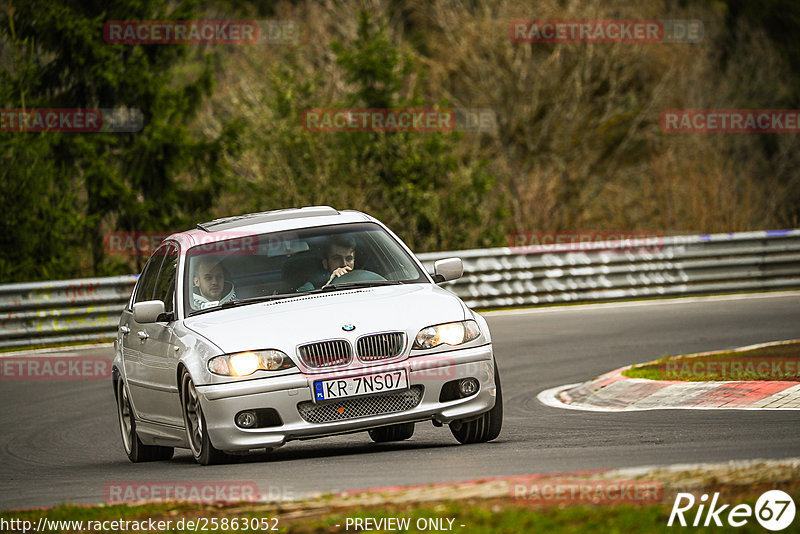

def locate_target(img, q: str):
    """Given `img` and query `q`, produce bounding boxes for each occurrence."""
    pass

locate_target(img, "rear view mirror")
[133,300,166,323]
[433,258,463,283]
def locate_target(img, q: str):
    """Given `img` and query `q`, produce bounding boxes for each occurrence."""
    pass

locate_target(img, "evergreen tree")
[0,0,236,281]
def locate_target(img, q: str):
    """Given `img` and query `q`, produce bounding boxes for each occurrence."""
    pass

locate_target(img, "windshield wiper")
[189,293,298,315]
[220,294,300,308]
[319,280,403,291]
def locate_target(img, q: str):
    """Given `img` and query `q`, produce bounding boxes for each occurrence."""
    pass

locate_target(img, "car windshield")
[184,222,428,315]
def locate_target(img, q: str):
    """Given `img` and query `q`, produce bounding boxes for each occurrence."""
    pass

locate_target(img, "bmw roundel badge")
[342,324,356,332]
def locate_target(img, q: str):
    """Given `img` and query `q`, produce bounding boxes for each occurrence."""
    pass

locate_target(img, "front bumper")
[195,344,495,451]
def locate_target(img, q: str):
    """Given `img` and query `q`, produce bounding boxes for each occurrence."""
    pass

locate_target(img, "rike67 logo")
[668,490,796,531]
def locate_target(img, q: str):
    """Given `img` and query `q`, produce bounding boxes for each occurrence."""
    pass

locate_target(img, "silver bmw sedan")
[113,206,502,465]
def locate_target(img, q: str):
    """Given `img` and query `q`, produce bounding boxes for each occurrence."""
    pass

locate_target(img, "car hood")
[183,284,467,355]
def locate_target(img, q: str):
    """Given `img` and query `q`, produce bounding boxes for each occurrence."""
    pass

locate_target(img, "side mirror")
[433,258,463,283]
[133,300,166,323]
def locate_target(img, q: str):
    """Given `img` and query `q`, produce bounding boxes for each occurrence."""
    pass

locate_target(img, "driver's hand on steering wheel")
[326,266,352,285]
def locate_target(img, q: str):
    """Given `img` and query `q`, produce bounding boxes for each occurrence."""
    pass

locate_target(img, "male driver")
[192,256,236,309]
[322,235,356,285]
[294,235,357,291]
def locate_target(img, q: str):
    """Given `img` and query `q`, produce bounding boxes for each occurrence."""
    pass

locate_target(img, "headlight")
[207,350,295,377]
[230,352,259,376]
[412,320,481,350]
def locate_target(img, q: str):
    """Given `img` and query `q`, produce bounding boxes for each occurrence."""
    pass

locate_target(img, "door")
[123,244,183,426]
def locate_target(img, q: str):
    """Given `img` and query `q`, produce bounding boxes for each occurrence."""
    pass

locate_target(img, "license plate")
[314,370,409,401]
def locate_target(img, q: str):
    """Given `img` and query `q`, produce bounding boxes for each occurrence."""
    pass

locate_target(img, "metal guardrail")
[1,230,799,349]
[0,276,137,349]
[417,230,800,308]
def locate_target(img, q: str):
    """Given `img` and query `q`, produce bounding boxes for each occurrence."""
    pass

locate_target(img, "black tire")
[450,365,503,444]
[115,379,174,462]
[368,422,415,443]
[180,371,227,465]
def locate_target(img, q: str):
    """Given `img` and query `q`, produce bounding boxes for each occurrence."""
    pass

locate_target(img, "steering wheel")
[331,269,386,284]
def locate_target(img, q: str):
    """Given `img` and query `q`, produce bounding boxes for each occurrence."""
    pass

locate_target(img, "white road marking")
[537,383,800,412]
[484,290,800,316]
[0,342,113,358]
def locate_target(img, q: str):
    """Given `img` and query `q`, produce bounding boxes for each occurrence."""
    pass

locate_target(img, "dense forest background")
[2,0,799,282]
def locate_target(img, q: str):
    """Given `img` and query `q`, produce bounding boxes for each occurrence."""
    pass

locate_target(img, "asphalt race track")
[1,292,798,510]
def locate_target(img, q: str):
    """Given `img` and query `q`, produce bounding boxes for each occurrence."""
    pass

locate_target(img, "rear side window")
[132,247,167,305]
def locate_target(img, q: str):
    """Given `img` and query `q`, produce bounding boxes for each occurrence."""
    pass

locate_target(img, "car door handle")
[119,326,130,335]
[137,331,149,340]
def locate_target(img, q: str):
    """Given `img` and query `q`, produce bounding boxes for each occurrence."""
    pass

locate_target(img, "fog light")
[236,411,256,428]
[459,378,479,397]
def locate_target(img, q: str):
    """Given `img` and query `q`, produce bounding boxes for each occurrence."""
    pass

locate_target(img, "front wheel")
[115,378,174,462]
[180,372,227,465]
[450,365,503,444]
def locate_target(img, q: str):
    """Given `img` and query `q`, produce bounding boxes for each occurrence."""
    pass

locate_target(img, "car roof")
[171,206,374,249]
[196,206,341,231]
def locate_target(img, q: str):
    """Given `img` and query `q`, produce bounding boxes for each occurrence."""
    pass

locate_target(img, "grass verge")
[2,460,799,533]
[2,489,799,533]
[623,340,800,381]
